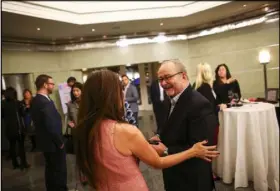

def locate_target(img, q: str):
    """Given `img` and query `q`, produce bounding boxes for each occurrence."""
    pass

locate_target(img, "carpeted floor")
[1,111,259,191]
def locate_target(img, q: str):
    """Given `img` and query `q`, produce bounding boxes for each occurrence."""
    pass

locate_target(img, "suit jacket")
[160,85,217,191]
[124,83,139,113]
[150,80,169,133]
[31,94,64,152]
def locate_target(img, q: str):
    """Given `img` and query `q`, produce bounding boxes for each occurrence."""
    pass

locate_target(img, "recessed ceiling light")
[160,23,163,26]
[243,4,246,7]
[37,28,40,31]
[264,7,269,12]
[92,29,95,32]
[103,35,107,39]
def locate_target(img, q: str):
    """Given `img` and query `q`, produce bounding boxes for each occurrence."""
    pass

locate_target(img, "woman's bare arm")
[118,124,218,169]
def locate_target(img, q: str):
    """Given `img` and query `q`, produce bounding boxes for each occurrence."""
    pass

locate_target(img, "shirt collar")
[170,83,189,105]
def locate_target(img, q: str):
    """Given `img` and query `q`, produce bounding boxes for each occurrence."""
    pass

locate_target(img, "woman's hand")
[68,121,75,128]
[191,140,219,162]
[219,104,227,110]
[226,78,236,84]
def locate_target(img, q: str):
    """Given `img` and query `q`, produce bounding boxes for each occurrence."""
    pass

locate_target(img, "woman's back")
[93,119,148,191]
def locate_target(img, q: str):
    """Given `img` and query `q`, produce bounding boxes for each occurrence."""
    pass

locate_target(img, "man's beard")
[47,89,53,94]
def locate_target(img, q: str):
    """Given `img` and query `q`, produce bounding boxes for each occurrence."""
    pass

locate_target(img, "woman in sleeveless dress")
[76,70,220,191]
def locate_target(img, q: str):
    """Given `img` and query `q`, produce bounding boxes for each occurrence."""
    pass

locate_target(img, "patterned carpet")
[1,111,259,191]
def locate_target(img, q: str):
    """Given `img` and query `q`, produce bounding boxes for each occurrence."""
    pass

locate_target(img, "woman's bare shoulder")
[116,122,141,139]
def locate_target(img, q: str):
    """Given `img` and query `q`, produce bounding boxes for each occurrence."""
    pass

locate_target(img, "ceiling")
[2,1,279,45]
[2,1,230,24]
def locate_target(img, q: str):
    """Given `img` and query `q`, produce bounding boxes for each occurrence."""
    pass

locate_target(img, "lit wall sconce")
[258,50,271,98]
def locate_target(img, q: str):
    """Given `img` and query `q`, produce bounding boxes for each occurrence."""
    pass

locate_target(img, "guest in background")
[150,79,169,134]
[67,82,83,153]
[194,63,227,117]
[2,87,30,170]
[75,70,219,191]
[66,82,88,187]
[122,74,139,126]
[67,76,77,102]
[21,89,36,152]
[193,63,227,180]
[213,63,242,104]
[1,89,11,159]
[31,74,67,191]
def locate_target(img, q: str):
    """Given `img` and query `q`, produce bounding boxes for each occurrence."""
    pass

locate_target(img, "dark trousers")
[9,134,27,168]
[43,149,68,191]
[29,135,36,149]
[133,112,138,127]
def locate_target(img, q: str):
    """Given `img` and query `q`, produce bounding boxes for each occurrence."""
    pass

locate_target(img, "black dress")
[213,80,241,104]
[2,100,29,168]
[193,83,220,145]
[194,83,220,117]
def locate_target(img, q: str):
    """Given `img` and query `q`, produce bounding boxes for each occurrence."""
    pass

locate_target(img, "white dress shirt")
[169,83,189,117]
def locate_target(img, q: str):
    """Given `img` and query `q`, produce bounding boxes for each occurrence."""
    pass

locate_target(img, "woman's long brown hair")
[76,70,126,188]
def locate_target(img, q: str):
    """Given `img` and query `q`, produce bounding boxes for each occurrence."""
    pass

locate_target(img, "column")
[138,64,148,111]
[119,65,126,75]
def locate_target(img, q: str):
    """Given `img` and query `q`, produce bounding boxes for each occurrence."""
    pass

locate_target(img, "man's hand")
[68,121,75,128]
[60,143,64,149]
[152,142,167,156]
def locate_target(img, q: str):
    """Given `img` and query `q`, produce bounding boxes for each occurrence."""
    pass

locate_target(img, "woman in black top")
[213,64,242,104]
[193,63,227,181]
[2,87,30,170]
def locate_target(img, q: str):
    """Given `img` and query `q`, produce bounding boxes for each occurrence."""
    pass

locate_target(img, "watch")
[163,148,168,156]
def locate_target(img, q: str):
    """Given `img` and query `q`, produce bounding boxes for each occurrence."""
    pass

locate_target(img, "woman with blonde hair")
[194,63,227,114]
[193,62,226,180]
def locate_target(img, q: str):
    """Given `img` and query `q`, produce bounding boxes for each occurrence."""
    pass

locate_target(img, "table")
[214,102,279,191]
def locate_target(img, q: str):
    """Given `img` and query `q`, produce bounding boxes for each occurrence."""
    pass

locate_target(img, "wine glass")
[228,90,234,106]
[233,93,240,105]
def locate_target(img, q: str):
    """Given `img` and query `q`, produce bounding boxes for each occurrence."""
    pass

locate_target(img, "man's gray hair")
[160,59,187,73]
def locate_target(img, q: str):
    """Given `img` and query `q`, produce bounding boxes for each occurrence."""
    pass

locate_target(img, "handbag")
[63,126,74,154]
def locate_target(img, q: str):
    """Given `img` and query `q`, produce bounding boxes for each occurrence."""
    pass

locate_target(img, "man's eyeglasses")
[157,72,183,82]
[47,83,55,86]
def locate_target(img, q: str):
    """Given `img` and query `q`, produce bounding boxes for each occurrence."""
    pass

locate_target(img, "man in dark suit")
[150,79,168,134]
[31,74,68,191]
[150,59,217,191]
[122,75,139,126]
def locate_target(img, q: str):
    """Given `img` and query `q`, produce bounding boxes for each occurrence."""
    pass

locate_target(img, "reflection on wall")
[3,74,30,100]
[2,76,6,90]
